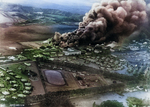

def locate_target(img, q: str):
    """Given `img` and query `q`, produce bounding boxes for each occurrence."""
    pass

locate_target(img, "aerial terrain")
[0,0,150,107]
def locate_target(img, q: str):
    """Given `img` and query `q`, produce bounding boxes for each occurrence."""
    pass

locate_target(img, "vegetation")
[25,83,124,106]
[20,39,124,74]
[20,38,63,61]
[126,97,143,107]
[0,63,32,105]
[39,92,74,107]
[93,100,124,107]
[14,8,83,26]
[69,83,125,97]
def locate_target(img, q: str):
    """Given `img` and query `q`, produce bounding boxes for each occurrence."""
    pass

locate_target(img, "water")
[95,91,150,106]
[51,24,78,33]
[115,65,131,76]
[71,91,150,107]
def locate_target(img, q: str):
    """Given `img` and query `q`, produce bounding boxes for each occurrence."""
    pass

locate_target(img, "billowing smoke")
[53,0,147,47]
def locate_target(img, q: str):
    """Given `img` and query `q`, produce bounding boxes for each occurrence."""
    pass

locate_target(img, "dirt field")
[41,68,110,93]
[28,61,46,96]
[0,25,54,55]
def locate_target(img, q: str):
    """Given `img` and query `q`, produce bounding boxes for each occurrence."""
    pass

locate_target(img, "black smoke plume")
[53,0,147,47]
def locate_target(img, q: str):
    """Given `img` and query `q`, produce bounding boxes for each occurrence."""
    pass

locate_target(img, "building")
[63,48,81,56]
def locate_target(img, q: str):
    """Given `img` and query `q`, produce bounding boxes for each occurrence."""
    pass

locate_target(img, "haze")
[2,0,101,7]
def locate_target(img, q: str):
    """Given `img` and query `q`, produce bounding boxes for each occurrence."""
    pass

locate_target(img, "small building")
[63,48,81,56]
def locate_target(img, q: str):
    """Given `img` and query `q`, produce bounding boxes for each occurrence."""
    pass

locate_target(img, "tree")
[93,102,100,107]
[126,97,143,107]
[100,100,124,107]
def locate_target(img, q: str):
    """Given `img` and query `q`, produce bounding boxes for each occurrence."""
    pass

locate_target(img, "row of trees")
[25,83,125,106]
[93,97,144,107]
[103,71,138,82]
[25,92,74,107]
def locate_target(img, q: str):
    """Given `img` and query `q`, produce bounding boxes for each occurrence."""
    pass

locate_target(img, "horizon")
[1,0,101,8]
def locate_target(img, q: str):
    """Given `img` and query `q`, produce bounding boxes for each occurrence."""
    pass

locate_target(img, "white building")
[63,48,81,56]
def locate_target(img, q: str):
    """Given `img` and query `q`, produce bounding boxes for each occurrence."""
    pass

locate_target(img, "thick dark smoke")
[53,0,147,47]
